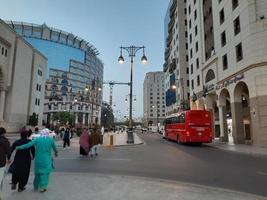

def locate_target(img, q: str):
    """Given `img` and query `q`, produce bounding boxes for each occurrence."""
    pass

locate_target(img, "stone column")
[231,102,245,144]
[75,113,78,124]
[50,113,53,125]
[0,90,6,121]
[218,105,228,142]
[82,113,85,125]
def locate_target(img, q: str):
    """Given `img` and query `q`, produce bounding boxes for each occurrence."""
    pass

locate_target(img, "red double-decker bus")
[163,110,212,144]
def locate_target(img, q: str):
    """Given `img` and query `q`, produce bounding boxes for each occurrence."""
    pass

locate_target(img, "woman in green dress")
[16,128,58,192]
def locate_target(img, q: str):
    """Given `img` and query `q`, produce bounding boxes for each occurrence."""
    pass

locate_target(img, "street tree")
[52,111,75,126]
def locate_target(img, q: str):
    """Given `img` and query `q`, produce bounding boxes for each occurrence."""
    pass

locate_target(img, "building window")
[221,31,226,47]
[4,49,7,57]
[189,5,191,14]
[220,9,225,24]
[191,64,193,74]
[234,16,240,35]
[189,20,192,29]
[191,80,194,90]
[190,49,193,58]
[194,10,197,20]
[185,31,188,38]
[223,54,228,70]
[197,75,200,86]
[35,98,38,105]
[194,0,196,4]
[38,69,43,76]
[1,47,4,55]
[186,43,188,50]
[185,20,187,26]
[186,55,188,61]
[195,42,198,52]
[186,67,189,74]
[36,84,39,91]
[187,80,190,87]
[195,25,198,36]
[190,34,192,43]
[196,58,199,69]
[236,43,243,62]
[232,0,238,10]
[184,8,187,14]
[205,69,215,83]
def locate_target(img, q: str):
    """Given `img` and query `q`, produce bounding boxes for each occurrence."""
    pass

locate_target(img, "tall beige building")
[0,19,47,132]
[185,0,267,146]
[164,0,190,116]
[143,72,165,127]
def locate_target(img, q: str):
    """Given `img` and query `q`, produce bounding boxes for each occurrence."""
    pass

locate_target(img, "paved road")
[52,132,267,197]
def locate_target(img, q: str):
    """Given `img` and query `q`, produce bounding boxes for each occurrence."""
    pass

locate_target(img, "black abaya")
[10,138,35,189]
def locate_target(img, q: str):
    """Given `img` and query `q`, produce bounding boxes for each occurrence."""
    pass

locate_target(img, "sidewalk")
[207,139,267,157]
[2,173,266,200]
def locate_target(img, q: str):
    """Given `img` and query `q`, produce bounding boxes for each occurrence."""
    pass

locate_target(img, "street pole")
[118,45,147,143]
[129,56,133,130]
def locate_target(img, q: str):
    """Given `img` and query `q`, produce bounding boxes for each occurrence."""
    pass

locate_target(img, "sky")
[0,0,169,120]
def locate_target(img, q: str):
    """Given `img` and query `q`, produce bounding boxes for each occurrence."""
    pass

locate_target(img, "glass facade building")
[7,21,104,127]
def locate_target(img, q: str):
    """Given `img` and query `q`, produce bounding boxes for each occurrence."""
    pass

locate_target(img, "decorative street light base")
[127,129,134,144]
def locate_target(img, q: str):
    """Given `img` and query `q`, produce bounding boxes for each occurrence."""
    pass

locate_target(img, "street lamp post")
[118,45,147,143]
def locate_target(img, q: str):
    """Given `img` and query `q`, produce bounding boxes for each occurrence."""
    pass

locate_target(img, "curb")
[114,133,146,147]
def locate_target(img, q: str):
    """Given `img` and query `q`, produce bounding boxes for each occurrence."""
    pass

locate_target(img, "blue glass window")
[51,31,59,41]
[59,35,66,44]
[23,28,32,36]
[25,38,84,75]
[61,79,68,86]
[33,28,41,38]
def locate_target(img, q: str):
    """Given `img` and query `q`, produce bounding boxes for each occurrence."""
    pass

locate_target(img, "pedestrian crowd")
[0,125,103,199]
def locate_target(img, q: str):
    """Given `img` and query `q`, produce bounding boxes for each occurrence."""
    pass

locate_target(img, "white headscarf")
[40,128,50,137]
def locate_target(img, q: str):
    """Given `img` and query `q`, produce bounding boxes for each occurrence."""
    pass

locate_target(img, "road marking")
[256,171,267,176]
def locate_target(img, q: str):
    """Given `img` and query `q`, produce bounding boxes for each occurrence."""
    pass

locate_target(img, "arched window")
[61,86,68,95]
[61,79,68,86]
[205,69,215,83]
[51,85,58,91]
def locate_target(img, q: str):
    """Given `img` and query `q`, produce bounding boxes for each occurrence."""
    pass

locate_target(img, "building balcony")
[163,62,169,72]
[164,47,170,60]
[168,17,175,33]
[169,59,177,73]
[167,33,173,46]
[169,0,177,19]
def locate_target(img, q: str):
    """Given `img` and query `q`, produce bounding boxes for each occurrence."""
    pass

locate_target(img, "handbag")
[8,162,15,174]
